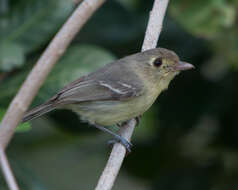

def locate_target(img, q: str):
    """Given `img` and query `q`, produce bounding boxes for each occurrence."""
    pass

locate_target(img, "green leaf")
[16,122,32,133]
[0,0,8,15]
[0,45,116,107]
[0,108,5,119]
[169,0,236,38]
[0,42,24,71]
[0,0,74,70]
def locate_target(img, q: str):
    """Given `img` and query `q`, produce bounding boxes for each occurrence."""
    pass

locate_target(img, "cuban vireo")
[23,48,194,151]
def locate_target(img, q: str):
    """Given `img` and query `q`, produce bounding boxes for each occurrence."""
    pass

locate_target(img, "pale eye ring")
[153,57,163,67]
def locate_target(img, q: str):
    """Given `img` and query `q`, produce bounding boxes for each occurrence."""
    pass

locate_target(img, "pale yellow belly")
[68,91,159,126]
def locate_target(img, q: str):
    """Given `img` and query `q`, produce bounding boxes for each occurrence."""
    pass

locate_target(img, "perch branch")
[95,0,169,190]
[0,149,19,190]
[0,0,106,189]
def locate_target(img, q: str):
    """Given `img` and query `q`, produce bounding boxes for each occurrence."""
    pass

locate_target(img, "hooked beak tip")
[174,61,195,71]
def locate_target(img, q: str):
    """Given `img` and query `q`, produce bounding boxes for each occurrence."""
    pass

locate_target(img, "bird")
[22,48,194,152]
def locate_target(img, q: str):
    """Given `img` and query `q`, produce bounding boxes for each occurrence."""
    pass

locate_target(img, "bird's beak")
[173,61,195,71]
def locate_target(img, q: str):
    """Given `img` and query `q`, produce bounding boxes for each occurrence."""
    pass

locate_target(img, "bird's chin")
[162,70,179,79]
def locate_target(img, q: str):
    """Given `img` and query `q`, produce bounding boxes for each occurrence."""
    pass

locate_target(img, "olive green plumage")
[23,48,194,126]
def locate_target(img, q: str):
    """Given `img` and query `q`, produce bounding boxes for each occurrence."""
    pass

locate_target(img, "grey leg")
[94,124,133,152]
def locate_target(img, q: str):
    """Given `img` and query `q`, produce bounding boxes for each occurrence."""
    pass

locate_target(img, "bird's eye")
[153,57,163,67]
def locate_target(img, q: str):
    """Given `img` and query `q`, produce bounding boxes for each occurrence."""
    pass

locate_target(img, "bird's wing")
[48,60,145,105]
[23,77,143,122]
[51,77,144,105]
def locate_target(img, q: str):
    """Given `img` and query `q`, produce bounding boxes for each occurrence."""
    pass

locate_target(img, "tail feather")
[22,102,55,123]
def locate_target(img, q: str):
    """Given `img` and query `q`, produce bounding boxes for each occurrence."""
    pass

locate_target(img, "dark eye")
[153,57,163,67]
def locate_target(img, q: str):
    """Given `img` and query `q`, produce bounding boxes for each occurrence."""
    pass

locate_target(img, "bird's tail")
[22,102,56,123]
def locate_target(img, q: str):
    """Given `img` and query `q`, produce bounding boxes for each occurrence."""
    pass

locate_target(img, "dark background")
[0,0,238,189]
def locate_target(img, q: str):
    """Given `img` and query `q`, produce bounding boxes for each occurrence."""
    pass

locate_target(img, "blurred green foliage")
[0,0,74,71]
[0,45,115,107]
[170,0,238,69]
[170,0,236,38]
[0,0,238,190]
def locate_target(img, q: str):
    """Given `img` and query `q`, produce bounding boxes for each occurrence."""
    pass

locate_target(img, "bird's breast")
[68,87,160,126]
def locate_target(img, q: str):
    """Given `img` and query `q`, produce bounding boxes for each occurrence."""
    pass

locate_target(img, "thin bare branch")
[95,0,170,189]
[0,150,19,190]
[142,0,169,51]
[95,120,136,190]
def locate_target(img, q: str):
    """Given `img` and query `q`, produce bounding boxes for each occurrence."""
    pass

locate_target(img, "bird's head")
[129,47,194,91]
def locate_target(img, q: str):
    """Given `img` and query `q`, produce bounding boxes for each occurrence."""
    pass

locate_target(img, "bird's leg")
[94,124,133,152]
[116,121,128,128]
[135,115,142,126]
[116,115,142,128]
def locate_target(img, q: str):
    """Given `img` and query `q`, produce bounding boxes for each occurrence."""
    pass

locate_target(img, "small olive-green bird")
[23,48,194,151]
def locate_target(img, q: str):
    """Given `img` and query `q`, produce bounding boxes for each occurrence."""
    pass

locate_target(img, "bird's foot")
[108,136,133,153]
[93,124,133,153]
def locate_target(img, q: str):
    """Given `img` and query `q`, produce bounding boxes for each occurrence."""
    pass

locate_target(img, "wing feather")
[54,79,142,104]
[49,61,144,105]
